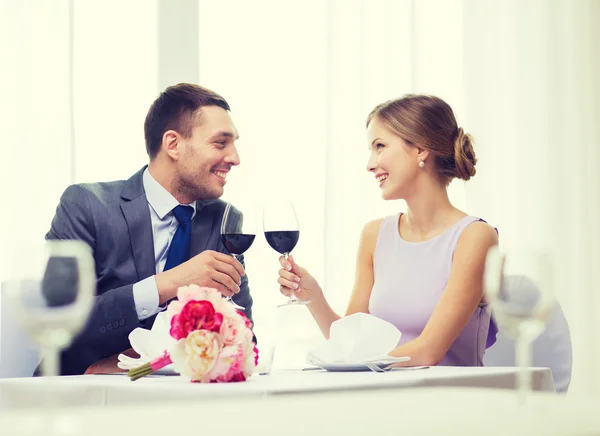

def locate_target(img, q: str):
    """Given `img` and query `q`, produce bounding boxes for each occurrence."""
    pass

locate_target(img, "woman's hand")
[277,255,323,303]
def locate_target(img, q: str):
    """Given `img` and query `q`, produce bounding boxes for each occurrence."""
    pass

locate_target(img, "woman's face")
[366,117,423,200]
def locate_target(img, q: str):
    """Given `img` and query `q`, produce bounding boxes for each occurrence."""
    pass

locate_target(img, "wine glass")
[5,240,96,377]
[484,246,555,404]
[3,239,95,434]
[263,199,308,307]
[220,202,257,310]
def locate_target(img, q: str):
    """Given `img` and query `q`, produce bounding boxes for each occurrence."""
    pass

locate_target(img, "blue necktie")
[164,205,194,271]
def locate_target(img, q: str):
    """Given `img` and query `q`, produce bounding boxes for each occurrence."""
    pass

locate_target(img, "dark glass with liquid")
[264,230,299,255]
[221,233,256,255]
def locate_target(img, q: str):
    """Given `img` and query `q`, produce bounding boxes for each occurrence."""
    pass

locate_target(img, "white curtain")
[322,0,468,313]
[198,0,468,366]
[0,0,73,276]
[0,0,157,261]
[463,0,600,396]
[0,0,158,368]
[1,0,598,395]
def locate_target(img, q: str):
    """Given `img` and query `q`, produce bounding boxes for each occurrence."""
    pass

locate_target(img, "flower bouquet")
[128,285,258,383]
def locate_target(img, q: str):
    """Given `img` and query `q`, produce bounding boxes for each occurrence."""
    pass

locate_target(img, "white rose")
[170,330,222,382]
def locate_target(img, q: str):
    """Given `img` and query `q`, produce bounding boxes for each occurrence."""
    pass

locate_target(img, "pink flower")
[219,313,247,346]
[243,345,257,376]
[207,344,253,382]
[166,300,184,318]
[253,343,259,366]
[237,310,254,329]
[181,286,224,307]
[170,330,222,382]
[228,372,247,382]
[206,345,242,382]
[170,300,223,340]
[157,285,258,383]
[167,285,225,318]
[177,284,208,304]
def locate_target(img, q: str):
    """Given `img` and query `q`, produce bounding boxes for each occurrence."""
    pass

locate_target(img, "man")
[45,83,252,375]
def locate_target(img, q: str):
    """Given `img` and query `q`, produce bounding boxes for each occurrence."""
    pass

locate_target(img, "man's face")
[174,105,240,201]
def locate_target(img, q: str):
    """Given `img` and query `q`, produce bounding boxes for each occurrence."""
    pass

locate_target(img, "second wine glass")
[4,240,95,434]
[484,246,555,405]
[263,199,309,307]
[220,202,257,310]
[6,240,96,378]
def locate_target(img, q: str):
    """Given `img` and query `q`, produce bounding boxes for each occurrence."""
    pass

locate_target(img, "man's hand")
[156,250,245,302]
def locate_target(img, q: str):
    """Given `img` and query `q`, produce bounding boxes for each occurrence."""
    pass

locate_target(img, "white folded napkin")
[117,311,176,370]
[307,313,403,363]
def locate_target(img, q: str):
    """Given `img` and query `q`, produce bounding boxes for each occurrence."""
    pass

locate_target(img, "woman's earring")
[418,160,425,168]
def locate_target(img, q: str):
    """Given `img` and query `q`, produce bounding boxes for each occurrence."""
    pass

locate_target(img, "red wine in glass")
[264,231,299,255]
[220,203,257,310]
[263,200,308,307]
[221,234,256,256]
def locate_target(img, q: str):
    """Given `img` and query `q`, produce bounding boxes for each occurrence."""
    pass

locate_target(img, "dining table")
[1,385,599,436]
[0,366,554,410]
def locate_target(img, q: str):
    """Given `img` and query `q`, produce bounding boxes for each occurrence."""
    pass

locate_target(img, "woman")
[277,95,498,366]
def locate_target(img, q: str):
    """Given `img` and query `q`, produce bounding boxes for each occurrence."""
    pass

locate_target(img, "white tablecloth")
[0,366,554,409]
[1,387,598,436]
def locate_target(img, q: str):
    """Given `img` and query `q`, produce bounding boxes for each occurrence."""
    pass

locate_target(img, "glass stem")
[284,253,298,302]
[226,254,239,300]
[42,344,59,377]
[41,344,59,431]
[516,330,532,406]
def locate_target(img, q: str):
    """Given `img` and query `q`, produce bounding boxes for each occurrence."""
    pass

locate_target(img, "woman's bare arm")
[388,222,499,366]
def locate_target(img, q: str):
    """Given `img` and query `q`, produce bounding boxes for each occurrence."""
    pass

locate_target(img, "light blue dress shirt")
[132,168,196,320]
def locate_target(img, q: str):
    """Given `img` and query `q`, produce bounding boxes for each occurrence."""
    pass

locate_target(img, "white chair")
[0,281,41,378]
[483,275,573,393]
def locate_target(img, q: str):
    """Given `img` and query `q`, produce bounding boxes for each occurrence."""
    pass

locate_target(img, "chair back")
[0,281,40,378]
[484,275,573,393]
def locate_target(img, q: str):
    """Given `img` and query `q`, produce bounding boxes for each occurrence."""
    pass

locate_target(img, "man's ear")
[163,130,180,161]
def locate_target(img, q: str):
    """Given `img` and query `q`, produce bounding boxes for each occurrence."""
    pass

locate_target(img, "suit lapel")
[190,200,224,257]
[120,167,155,280]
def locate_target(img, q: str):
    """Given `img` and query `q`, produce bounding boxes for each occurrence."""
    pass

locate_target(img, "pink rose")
[170,330,222,382]
[170,300,223,340]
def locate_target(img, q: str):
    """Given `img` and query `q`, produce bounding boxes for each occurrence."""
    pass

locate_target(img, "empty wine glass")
[263,199,308,307]
[220,202,257,310]
[5,240,96,377]
[3,239,95,435]
[484,246,555,404]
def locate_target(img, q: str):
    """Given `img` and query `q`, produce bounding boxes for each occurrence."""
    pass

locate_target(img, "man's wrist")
[155,270,177,303]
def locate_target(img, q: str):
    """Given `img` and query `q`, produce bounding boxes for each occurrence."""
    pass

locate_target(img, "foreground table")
[0,366,554,409]
[1,387,598,436]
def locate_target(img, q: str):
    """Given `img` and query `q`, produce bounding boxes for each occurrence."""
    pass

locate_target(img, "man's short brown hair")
[144,83,230,159]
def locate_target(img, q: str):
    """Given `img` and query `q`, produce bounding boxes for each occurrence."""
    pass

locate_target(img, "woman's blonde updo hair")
[366,94,477,184]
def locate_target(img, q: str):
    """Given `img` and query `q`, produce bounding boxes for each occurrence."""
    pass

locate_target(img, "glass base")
[278,298,311,308]
[225,297,245,310]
